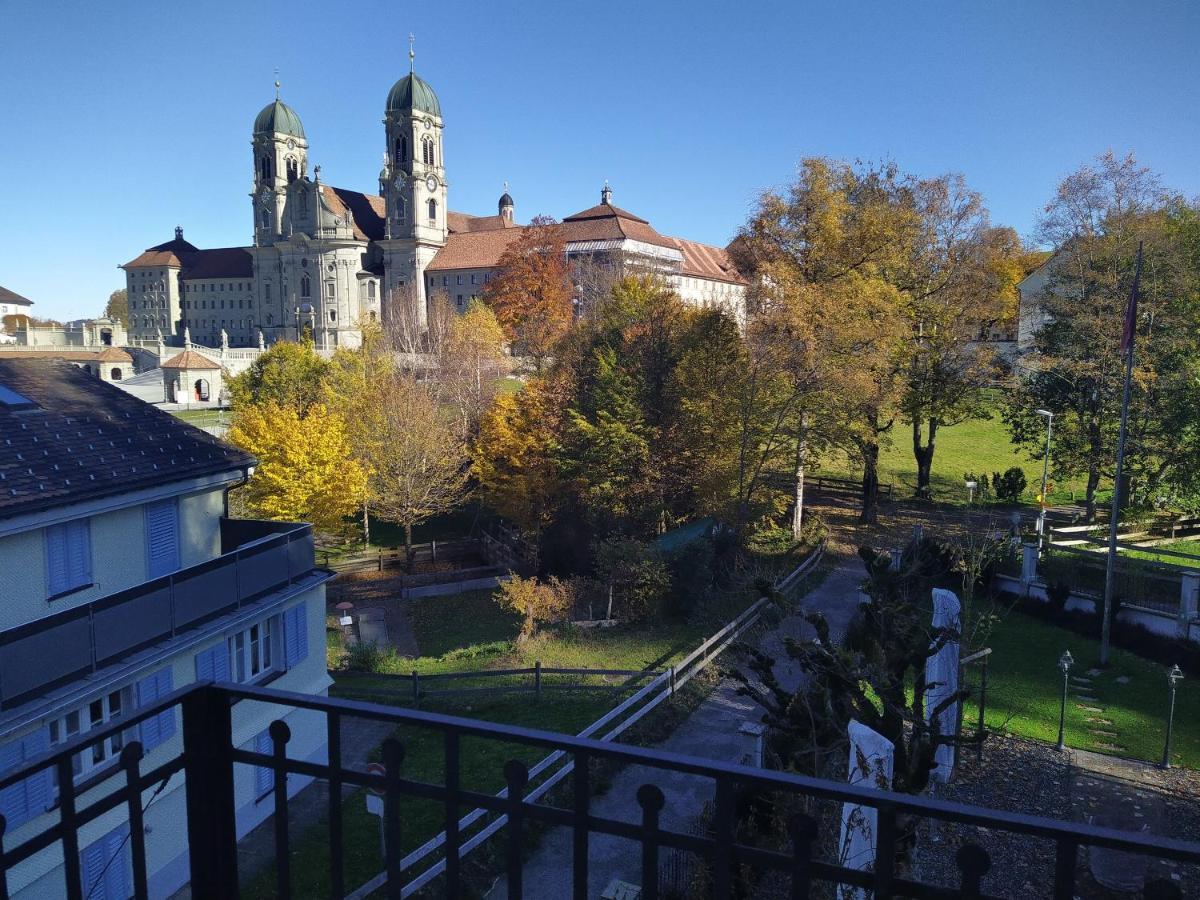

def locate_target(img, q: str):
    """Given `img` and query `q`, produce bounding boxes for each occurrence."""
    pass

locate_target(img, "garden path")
[486,554,866,900]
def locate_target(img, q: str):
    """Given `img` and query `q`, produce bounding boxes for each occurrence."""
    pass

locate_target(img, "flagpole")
[1100,241,1143,666]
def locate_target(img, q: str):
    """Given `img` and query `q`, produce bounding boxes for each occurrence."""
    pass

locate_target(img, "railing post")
[1022,541,1039,593]
[874,801,897,897]
[713,778,735,897]
[412,669,420,706]
[504,760,530,900]
[120,743,149,900]
[1052,837,1077,898]
[327,712,345,899]
[269,720,293,898]
[637,785,665,900]
[182,686,239,898]
[382,739,405,900]
[787,814,817,900]
[534,660,542,700]
[573,751,590,900]
[444,731,462,894]
[669,665,677,700]
[0,814,9,900]
[1179,573,1198,638]
[978,656,989,764]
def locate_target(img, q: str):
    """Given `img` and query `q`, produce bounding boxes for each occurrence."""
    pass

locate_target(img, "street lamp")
[965,479,978,505]
[1161,664,1184,768]
[1035,409,1055,548]
[1056,649,1074,751]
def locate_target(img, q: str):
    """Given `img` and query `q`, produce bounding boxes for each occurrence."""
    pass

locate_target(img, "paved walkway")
[488,555,866,899]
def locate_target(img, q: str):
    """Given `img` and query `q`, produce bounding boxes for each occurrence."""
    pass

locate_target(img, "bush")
[494,575,572,639]
[666,538,717,618]
[963,472,992,502]
[345,641,407,673]
[1046,580,1071,615]
[593,537,671,622]
[745,525,798,558]
[991,467,1028,503]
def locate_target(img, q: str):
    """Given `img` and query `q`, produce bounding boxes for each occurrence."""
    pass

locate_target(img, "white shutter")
[66,519,91,589]
[145,499,180,579]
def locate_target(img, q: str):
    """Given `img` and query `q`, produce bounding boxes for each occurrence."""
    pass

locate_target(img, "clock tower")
[251,83,308,247]
[379,41,447,327]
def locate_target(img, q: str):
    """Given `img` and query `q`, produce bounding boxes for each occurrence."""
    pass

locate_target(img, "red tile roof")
[447,212,515,233]
[669,237,747,285]
[0,348,132,363]
[161,350,221,370]
[428,228,526,271]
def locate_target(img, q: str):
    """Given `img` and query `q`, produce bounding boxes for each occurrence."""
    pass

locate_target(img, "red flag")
[1120,242,1144,358]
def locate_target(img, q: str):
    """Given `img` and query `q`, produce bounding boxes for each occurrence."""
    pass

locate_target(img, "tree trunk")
[1084,466,1100,523]
[792,413,808,540]
[362,501,370,548]
[404,523,414,571]
[860,441,881,524]
[912,418,938,500]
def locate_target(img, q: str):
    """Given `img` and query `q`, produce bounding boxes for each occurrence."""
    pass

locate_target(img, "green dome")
[254,99,305,138]
[386,73,441,117]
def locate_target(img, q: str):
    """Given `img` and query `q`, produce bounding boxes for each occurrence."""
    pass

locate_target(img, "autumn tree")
[369,371,469,560]
[436,299,509,436]
[227,339,330,417]
[104,289,128,323]
[494,575,571,640]
[483,215,573,369]
[1002,152,1200,518]
[228,401,367,533]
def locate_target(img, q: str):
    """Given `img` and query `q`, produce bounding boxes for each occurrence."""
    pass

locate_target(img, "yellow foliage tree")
[494,575,571,640]
[228,401,366,534]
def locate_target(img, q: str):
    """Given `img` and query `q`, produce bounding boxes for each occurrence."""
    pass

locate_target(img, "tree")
[1002,153,1199,518]
[104,289,128,323]
[483,215,573,369]
[368,371,469,560]
[228,401,367,533]
[494,575,571,640]
[437,299,509,436]
[227,339,330,417]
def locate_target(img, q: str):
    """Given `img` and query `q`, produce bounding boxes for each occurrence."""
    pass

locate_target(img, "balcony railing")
[0,682,1196,899]
[0,520,317,712]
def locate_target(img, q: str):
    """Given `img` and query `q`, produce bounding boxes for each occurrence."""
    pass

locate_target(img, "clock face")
[287,139,295,150]
[426,175,438,192]
[393,174,405,189]
[423,118,432,130]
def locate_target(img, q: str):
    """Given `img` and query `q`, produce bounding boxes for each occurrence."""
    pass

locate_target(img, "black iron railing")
[1,681,1197,899]
[0,519,316,711]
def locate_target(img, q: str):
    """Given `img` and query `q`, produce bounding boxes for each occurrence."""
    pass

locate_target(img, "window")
[325,280,336,299]
[394,135,407,164]
[194,378,210,402]
[110,367,122,381]
[442,276,448,286]
[457,294,464,308]
[259,156,270,182]
[49,688,132,784]
[265,283,272,300]
[428,199,437,221]
[456,275,463,286]
[261,208,270,230]
[329,310,337,322]
[368,281,376,300]
[81,823,132,900]
[300,274,311,298]
[470,274,477,284]
[422,137,434,165]
[228,618,278,684]
[45,519,91,598]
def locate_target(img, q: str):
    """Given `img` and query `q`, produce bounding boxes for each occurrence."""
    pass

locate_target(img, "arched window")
[194,379,210,402]
[329,310,337,323]
[110,367,122,381]
[422,137,434,165]
[286,157,298,183]
[368,281,376,300]
[428,199,437,221]
[397,195,406,223]
[300,274,311,298]
[369,310,377,322]
[395,136,407,164]
[259,156,271,182]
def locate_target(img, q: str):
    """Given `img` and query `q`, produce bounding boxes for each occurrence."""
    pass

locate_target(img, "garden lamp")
[1056,649,1073,751]
[1162,664,1184,768]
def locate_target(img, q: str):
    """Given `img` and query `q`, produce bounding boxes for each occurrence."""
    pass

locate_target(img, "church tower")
[378,40,447,326]
[251,83,308,247]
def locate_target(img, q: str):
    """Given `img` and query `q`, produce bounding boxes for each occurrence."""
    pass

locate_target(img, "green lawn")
[817,408,1091,505]
[964,609,1200,768]
[169,407,226,427]
[1119,538,1200,567]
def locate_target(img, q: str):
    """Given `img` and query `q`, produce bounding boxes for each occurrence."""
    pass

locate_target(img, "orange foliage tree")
[482,215,573,369]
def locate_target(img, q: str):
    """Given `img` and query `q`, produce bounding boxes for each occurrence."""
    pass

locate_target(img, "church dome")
[499,191,514,207]
[254,99,305,138]
[386,73,442,117]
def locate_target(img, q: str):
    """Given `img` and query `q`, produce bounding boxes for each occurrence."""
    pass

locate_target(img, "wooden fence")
[320,539,482,574]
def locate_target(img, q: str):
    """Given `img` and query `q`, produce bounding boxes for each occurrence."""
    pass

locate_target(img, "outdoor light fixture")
[1162,663,1184,768]
[964,479,978,505]
[1056,649,1074,751]
[1035,409,1055,549]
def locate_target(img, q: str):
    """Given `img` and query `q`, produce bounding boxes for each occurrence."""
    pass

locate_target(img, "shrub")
[991,467,1028,503]
[666,538,716,618]
[1046,579,1072,615]
[345,641,407,673]
[592,537,671,622]
[494,575,572,639]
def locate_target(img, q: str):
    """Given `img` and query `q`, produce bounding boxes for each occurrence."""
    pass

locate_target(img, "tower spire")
[274,66,280,99]
[409,33,415,74]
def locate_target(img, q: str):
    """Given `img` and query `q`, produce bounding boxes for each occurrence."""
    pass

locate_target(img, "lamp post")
[1036,409,1054,549]
[1056,649,1074,751]
[965,479,978,506]
[1161,664,1184,768]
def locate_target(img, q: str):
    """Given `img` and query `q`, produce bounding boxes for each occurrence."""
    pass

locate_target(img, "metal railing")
[0,519,317,711]
[1,681,1196,899]
[336,663,661,703]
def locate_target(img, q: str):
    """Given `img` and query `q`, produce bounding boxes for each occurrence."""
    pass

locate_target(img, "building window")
[259,156,271,182]
[265,283,272,300]
[261,208,270,230]
[329,310,337,322]
[442,275,448,286]
[300,274,311,298]
[49,688,132,785]
[470,274,477,284]
[368,281,376,300]
[325,280,336,299]
[286,157,298,183]
[422,137,435,166]
[45,519,91,598]
[228,618,278,684]
[194,379,210,402]
[428,199,437,221]
[456,275,462,286]
[110,367,122,381]
[394,136,407,164]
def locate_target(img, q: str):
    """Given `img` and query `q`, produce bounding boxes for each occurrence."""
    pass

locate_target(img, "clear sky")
[2,0,1197,321]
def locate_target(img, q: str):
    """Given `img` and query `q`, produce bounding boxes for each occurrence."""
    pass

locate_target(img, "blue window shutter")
[45,524,70,596]
[255,730,272,795]
[0,729,51,832]
[284,604,308,668]
[81,832,108,899]
[195,643,230,682]
[137,669,176,752]
[145,499,180,579]
[67,519,91,589]
[81,824,131,900]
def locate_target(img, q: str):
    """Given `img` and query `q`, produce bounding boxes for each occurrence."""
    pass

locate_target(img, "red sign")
[366,762,386,797]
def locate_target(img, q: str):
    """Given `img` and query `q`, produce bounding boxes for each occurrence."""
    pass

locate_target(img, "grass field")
[963,609,1200,768]
[817,408,1093,505]
[169,407,226,428]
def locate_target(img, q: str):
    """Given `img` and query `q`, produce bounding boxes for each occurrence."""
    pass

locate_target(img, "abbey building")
[121,64,747,350]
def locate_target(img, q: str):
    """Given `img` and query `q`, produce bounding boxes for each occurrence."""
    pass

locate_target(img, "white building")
[0,359,330,898]
[121,57,746,350]
[0,285,33,324]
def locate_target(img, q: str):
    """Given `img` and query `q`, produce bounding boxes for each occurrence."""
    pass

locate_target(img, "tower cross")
[409,34,415,73]
[274,66,280,98]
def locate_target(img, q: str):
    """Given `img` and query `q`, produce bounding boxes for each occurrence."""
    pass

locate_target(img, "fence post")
[1021,542,1039,593]
[412,670,420,706]
[378,550,383,572]
[432,540,437,563]
[534,660,542,700]
[1179,573,1199,638]
[669,665,677,700]
[182,687,239,897]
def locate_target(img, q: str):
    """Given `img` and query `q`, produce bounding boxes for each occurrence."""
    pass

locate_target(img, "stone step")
[1076,704,1104,713]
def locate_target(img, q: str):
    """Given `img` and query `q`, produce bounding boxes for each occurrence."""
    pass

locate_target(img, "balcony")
[0,682,1196,899]
[0,519,318,713]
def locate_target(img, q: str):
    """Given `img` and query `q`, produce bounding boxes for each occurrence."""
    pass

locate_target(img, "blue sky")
[2,0,1197,321]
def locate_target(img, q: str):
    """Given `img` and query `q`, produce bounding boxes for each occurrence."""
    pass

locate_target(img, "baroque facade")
[121,61,746,350]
